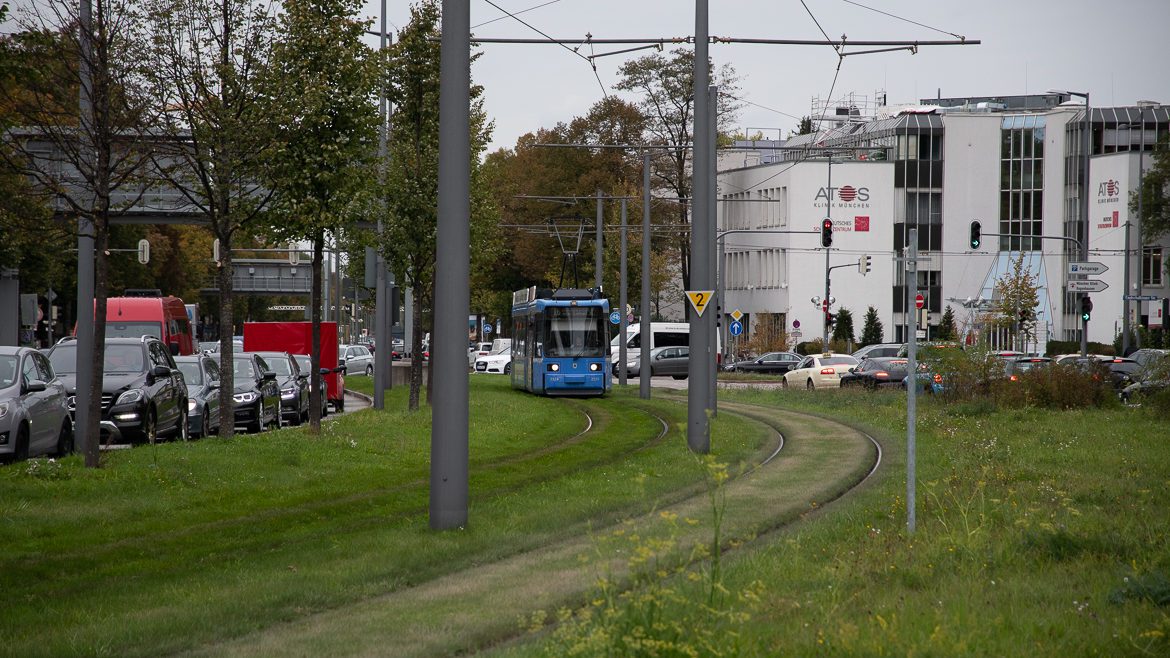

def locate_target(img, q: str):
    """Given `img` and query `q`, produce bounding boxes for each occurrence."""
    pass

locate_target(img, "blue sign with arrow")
[729,320,743,336]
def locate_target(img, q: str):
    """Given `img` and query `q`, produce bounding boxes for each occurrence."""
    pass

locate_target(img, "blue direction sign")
[609,311,622,325]
[483,323,493,335]
[729,320,743,336]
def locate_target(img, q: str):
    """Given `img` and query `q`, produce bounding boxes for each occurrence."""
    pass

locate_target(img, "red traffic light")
[821,218,833,248]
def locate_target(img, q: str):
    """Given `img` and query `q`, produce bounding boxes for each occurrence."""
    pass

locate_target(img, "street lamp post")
[1050,89,1091,357]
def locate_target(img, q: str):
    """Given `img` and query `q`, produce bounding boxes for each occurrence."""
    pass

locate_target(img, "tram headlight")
[588,363,601,372]
[548,363,560,372]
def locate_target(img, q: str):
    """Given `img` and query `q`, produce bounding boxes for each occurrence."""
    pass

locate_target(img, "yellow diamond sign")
[730,308,743,322]
[686,290,715,317]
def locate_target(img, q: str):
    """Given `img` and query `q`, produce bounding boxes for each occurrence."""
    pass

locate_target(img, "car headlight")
[0,401,8,419]
[233,391,258,404]
[116,389,144,405]
[281,387,296,399]
[187,399,197,412]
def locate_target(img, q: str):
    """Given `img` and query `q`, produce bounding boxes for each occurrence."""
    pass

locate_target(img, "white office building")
[718,94,1170,354]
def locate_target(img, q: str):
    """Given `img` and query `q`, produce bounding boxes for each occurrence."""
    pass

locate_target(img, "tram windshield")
[542,306,606,358]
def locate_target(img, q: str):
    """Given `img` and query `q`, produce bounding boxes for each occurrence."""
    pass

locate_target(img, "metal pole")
[641,152,652,400]
[1136,121,1145,348]
[431,0,470,530]
[374,6,388,407]
[1080,96,1091,357]
[75,0,96,464]
[687,0,710,454]
[595,189,603,291]
[824,158,833,346]
[619,199,628,386]
[1123,219,1131,355]
[708,85,718,416]
[906,228,918,535]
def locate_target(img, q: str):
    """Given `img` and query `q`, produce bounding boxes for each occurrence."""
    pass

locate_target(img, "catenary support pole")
[374,9,387,407]
[708,85,718,416]
[76,0,96,466]
[619,198,627,386]
[906,227,918,535]
[824,158,833,346]
[431,0,470,530]
[1080,97,1091,357]
[595,189,603,291]
[687,0,710,454]
[641,152,652,400]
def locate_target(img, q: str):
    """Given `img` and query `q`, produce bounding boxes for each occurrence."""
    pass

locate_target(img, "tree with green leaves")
[1133,133,1170,253]
[1,0,158,466]
[993,252,1041,351]
[135,0,279,438]
[379,0,494,411]
[859,305,884,347]
[615,49,740,300]
[263,0,379,429]
[794,116,814,136]
[937,305,958,341]
[832,307,855,348]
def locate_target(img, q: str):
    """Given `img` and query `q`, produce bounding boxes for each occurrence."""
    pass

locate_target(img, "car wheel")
[504,362,511,375]
[55,419,74,456]
[365,364,373,376]
[14,424,30,461]
[806,379,815,390]
[247,406,263,434]
[176,407,189,441]
[144,408,158,444]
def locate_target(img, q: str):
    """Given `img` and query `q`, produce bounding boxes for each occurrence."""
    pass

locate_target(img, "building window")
[999,115,1046,251]
[1144,247,1164,287]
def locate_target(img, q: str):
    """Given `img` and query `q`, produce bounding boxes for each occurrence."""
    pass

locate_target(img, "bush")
[1045,339,1114,356]
[931,345,1117,409]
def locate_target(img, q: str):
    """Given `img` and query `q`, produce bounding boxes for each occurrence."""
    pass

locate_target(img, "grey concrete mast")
[619,199,627,387]
[374,5,391,407]
[76,0,96,464]
[595,190,604,291]
[431,0,470,530]
[641,152,652,400]
[687,0,711,454]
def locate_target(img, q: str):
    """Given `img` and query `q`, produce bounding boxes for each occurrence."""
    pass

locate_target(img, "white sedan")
[473,347,512,374]
[782,353,859,390]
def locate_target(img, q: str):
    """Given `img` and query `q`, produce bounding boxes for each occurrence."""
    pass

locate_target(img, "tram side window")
[654,332,689,348]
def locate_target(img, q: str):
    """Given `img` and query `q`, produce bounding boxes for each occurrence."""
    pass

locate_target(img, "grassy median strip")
[497,387,1170,657]
[0,377,768,657]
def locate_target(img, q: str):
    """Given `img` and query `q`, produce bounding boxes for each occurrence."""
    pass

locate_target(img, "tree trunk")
[85,215,109,468]
[216,232,235,439]
[309,229,324,433]
[409,283,422,411]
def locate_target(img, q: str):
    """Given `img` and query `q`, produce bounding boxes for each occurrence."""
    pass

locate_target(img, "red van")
[80,296,197,356]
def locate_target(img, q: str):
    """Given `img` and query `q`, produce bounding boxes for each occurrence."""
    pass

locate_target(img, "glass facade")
[999,115,1045,251]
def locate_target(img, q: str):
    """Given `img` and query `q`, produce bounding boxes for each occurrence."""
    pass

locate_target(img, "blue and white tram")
[510,287,611,396]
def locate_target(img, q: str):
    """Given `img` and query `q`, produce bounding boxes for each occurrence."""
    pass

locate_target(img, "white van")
[609,322,691,364]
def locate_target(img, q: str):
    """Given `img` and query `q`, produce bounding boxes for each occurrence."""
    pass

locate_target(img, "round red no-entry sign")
[915,293,925,309]
[822,299,829,311]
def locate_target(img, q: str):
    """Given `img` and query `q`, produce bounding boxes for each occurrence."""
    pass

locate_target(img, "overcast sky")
[359,0,1170,154]
[6,1,1168,155]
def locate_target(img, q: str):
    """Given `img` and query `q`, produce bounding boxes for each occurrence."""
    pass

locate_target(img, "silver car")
[615,345,690,380]
[0,346,72,462]
[339,344,375,376]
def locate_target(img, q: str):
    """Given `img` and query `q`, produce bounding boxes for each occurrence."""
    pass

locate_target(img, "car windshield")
[233,358,256,380]
[176,361,203,385]
[48,344,77,374]
[266,357,293,376]
[0,355,17,387]
[106,321,163,340]
[104,344,146,373]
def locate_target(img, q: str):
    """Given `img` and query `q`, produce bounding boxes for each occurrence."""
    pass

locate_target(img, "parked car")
[725,351,802,374]
[1003,356,1053,381]
[840,357,911,389]
[474,346,513,374]
[851,343,904,360]
[1070,356,1142,392]
[292,354,330,418]
[782,353,859,390]
[46,336,188,444]
[198,341,220,353]
[210,353,281,433]
[615,345,690,379]
[0,346,72,461]
[468,342,493,368]
[173,354,222,438]
[254,351,309,426]
[339,344,375,376]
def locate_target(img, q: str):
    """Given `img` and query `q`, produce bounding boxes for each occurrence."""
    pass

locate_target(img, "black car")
[1003,356,1052,381]
[725,351,802,374]
[1070,356,1142,391]
[174,354,222,438]
[255,351,309,426]
[46,336,187,444]
[840,357,912,389]
[292,355,330,418]
[210,353,281,433]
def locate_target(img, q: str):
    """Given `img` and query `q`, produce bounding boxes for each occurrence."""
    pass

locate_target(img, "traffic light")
[969,221,981,249]
[825,311,836,327]
[1080,296,1093,322]
[859,254,872,276]
[821,218,833,248]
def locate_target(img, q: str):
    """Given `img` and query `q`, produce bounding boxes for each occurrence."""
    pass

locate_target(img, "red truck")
[243,322,345,412]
